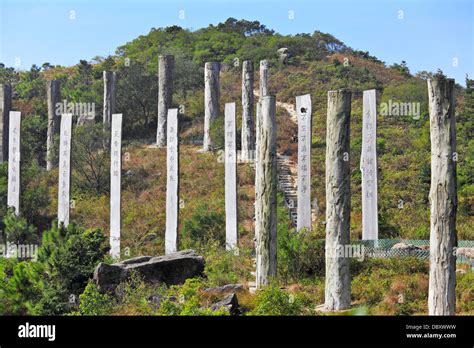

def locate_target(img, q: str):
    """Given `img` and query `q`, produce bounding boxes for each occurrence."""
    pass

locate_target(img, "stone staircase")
[277,154,298,227]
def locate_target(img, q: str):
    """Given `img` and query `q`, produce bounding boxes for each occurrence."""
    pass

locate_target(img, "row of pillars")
[0,72,118,170]
[155,55,273,157]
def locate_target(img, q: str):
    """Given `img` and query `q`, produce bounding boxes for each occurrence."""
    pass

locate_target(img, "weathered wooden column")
[296,94,312,231]
[46,80,61,170]
[361,89,378,240]
[103,71,117,126]
[427,77,457,316]
[58,113,72,227]
[254,101,261,236]
[157,55,175,147]
[256,60,269,158]
[7,111,21,215]
[325,90,351,311]
[259,60,269,98]
[0,84,12,163]
[225,102,238,250]
[255,60,268,205]
[165,108,179,254]
[241,60,254,162]
[255,96,277,288]
[110,113,123,259]
[202,62,220,151]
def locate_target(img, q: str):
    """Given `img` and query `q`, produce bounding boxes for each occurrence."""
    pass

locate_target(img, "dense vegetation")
[0,18,472,315]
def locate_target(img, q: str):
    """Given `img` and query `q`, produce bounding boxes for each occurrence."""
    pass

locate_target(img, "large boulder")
[391,242,422,251]
[277,47,291,64]
[94,249,205,292]
[204,284,244,294]
[456,247,474,259]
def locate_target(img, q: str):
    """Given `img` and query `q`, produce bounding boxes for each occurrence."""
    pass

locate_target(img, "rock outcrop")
[391,243,422,251]
[94,249,205,292]
[277,47,291,64]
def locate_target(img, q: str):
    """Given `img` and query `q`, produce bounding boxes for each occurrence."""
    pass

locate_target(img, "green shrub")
[112,271,163,315]
[71,123,110,194]
[157,278,226,316]
[20,115,47,166]
[21,160,50,227]
[0,259,38,315]
[0,163,8,229]
[249,283,304,316]
[181,204,225,248]
[209,116,224,150]
[457,270,474,312]
[352,268,394,305]
[278,228,325,283]
[204,243,251,286]
[0,160,49,230]
[277,194,325,283]
[351,257,429,277]
[0,219,108,315]
[76,281,114,315]
[2,210,38,248]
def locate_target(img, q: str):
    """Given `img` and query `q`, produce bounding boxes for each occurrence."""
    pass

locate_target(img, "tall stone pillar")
[157,55,174,147]
[202,62,220,151]
[255,95,277,288]
[241,60,254,162]
[296,94,312,232]
[259,60,269,98]
[165,109,179,254]
[103,71,117,126]
[46,80,61,170]
[361,89,379,240]
[0,84,12,163]
[427,77,457,316]
[324,90,351,311]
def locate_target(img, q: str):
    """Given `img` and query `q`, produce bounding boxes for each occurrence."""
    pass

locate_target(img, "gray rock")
[204,284,244,294]
[94,249,205,292]
[147,294,163,308]
[277,47,291,64]
[211,293,240,315]
[120,256,152,265]
[456,247,474,259]
[391,243,422,251]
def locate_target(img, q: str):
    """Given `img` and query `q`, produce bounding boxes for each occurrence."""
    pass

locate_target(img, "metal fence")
[351,239,474,264]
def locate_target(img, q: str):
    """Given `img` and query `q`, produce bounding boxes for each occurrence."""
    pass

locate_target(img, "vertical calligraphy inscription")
[296,94,312,231]
[361,90,378,240]
[165,109,179,254]
[7,111,21,214]
[110,113,122,259]
[225,102,238,251]
[58,113,72,227]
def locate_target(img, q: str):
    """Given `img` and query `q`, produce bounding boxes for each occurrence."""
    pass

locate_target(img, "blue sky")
[1,0,473,85]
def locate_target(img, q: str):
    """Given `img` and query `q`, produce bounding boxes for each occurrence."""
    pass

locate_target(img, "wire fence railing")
[352,239,474,264]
